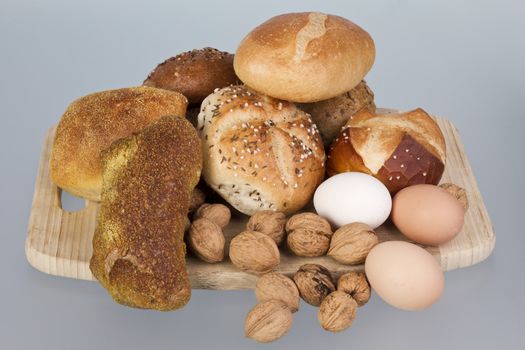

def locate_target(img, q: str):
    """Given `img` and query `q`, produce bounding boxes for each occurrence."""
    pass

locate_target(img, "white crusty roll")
[197,85,326,215]
[234,12,375,103]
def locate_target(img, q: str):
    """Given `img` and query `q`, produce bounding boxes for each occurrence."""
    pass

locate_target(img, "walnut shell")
[188,188,206,214]
[255,272,300,312]
[286,213,333,257]
[245,300,293,343]
[247,211,286,245]
[229,231,280,274]
[318,291,357,332]
[193,203,231,228]
[337,271,371,306]
[440,183,469,211]
[293,264,335,306]
[187,218,225,263]
[328,222,378,264]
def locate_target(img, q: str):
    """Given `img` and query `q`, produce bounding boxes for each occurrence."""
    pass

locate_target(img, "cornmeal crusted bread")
[50,86,188,201]
[89,116,202,311]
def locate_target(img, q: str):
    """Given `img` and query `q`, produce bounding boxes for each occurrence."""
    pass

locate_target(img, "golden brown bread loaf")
[327,109,446,193]
[234,12,375,102]
[298,80,376,146]
[197,85,326,215]
[50,86,188,201]
[144,47,240,106]
[89,116,202,311]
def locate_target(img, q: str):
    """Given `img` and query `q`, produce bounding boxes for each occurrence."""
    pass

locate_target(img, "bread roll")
[197,85,325,215]
[234,12,375,103]
[89,116,202,311]
[144,47,240,105]
[50,86,187,201]
[299,80,375,146]
[327,109,446,193]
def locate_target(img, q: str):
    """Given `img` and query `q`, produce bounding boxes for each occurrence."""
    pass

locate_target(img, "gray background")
[1,0,524,349]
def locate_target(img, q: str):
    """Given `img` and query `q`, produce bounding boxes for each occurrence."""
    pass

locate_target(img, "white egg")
[313,172,392,228]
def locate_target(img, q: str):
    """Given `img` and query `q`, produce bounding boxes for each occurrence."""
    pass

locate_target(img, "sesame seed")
[389,176,393,181]
[405,149,409,152]
[396,176,400,180]
[423,172,427,176]
[393,155,397,159]
[400,164,405,168]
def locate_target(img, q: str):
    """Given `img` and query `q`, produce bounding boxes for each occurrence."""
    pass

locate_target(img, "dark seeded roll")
[298,80,375,146]
[143,47,240,106]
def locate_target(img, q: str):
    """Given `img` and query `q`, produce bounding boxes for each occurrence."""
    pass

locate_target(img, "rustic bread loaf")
[144,47,240,106]
[197,85,326,215]
[327,109,446,193]
[298,80,376,146]
[50,86,188,201]
[89,116,202,311]
[234,12,375,102]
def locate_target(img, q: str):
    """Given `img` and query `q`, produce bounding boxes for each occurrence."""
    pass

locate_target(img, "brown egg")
[365,241,444,310]
[392,184,465,246]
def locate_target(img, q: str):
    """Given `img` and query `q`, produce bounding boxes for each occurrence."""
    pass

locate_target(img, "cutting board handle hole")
[58,189,86,212]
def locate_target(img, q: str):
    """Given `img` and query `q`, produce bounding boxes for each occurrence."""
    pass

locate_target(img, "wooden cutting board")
[25,112,496,289]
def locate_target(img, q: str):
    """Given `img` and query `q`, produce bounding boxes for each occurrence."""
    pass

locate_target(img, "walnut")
[245,300,293,343]
[327,223,378,264]
[247,211,286,245]
[293,264,335,306]
[188,188,206,214]
[229,231,280,274]
[286,213,333,257]
[337,271,371,306]
[440,183,469,211]
[187,218,225,263]
[193,203,231,228]
[255,272,300,312]
[318,291,357,332]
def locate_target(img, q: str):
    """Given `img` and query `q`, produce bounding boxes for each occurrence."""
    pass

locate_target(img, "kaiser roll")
[327,108,446,193]
[234,12,375,103]
[144,47,240,106]
[50,86,188,201]
[298,80,375,146]
[197,85,326,215]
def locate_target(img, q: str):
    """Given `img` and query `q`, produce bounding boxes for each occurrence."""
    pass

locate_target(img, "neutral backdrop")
[1,0,524,349]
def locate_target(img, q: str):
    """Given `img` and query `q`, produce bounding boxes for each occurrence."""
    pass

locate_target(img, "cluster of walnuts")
[187,204,380,273]
[186,201,377,343]
[245,266,371,342]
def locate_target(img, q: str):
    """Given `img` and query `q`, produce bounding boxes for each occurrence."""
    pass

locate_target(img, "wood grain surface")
[25,113,496,289]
